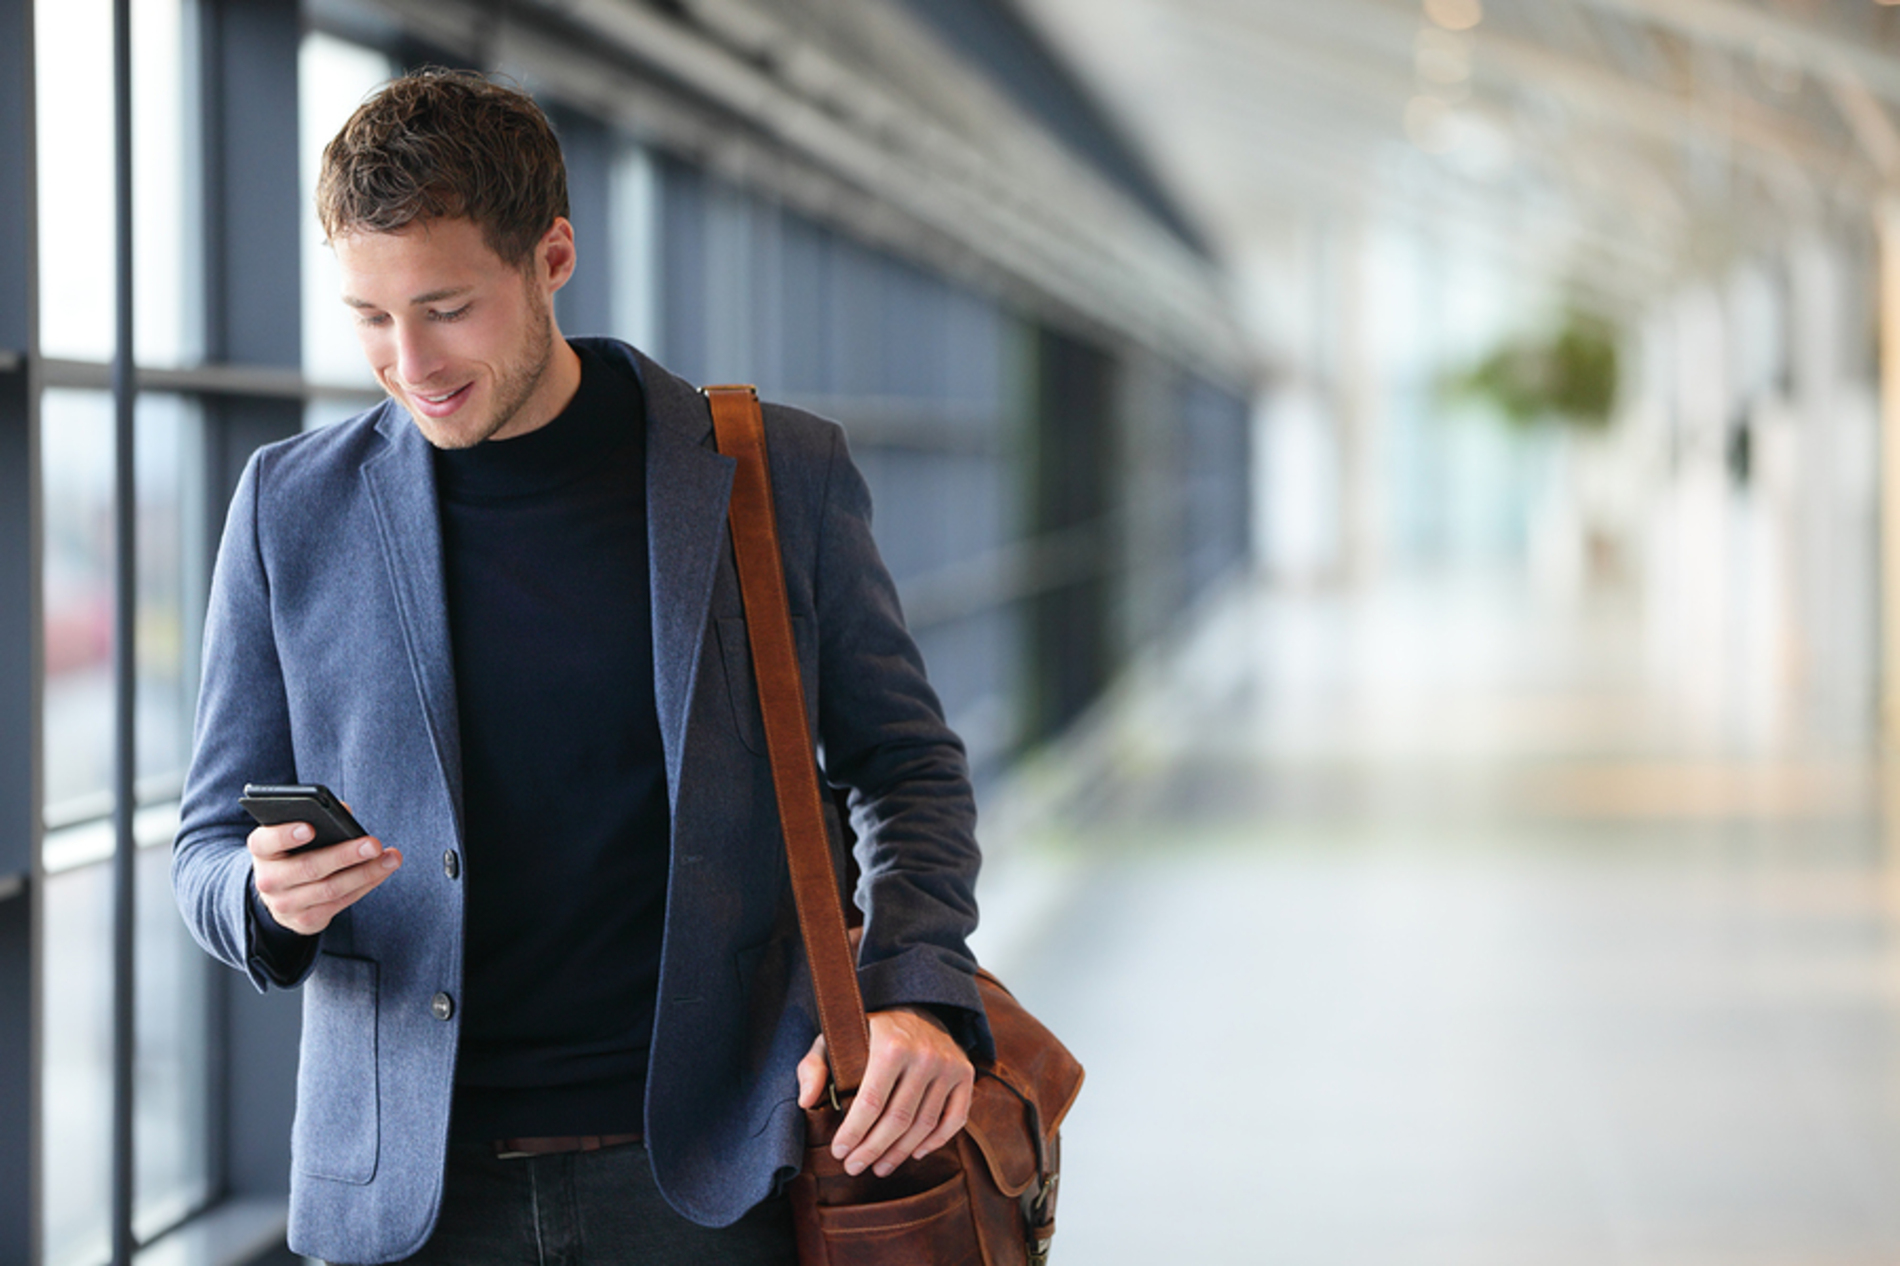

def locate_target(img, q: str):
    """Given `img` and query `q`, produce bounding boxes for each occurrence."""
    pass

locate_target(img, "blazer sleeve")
[808,425,994,1060]
[171,448,321,992]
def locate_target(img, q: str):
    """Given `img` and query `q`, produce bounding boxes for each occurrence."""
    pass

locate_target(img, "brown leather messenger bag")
[707,384,1084,1266]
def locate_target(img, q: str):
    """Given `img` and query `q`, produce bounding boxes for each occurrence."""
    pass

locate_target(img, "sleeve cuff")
[857,952,995,1063]
[246,875,319,987]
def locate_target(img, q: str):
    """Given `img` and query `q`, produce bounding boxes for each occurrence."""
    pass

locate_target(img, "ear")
[537,217,577,294]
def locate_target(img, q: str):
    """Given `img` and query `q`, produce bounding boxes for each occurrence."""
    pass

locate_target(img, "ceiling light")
[1424,0,1483,31]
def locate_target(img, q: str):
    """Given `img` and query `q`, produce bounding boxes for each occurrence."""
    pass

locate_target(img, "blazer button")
[442,850,460,880]
[431,992,454,1021]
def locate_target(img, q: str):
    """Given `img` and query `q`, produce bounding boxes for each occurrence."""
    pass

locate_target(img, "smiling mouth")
[407,382,473,416]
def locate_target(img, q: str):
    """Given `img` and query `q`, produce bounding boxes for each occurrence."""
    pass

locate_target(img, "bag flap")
[963,1074,1039,1197]
[976,968,1084,1134]
[960,969,1085,1198]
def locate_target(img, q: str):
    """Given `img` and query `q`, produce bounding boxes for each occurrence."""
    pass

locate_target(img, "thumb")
[796,1033,829,1109]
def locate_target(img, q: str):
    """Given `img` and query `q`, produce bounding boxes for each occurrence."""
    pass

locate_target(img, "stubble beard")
[428,289,557,450]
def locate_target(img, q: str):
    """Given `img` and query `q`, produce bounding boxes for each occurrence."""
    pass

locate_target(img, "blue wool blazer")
[171,340,989,1264]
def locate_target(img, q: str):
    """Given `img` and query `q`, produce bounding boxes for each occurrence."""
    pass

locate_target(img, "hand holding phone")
[240,782,402,936]
[240,783,368,852]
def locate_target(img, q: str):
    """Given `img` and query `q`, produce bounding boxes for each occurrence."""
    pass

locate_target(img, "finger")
[841,1067,931,1177]
[877,1076,952,1177]
[247,821,318,860]
[265,851,400,935]
[915,1075,973,1159]
[831,1056,900,1164]
[796,1035,829,1109]
[254,835,386,898]
[265,848,399,921]
[263,849,402,935]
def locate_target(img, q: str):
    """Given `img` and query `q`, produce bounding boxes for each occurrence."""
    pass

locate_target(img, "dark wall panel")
[0,0,29,354]
[0,892,29,1265]
[657,158,707,384]
[0,0,32,1257]
[550,106,614,340]
[1182,376,1251,596]
[203,0,303,367]
[1027,328,1116,743]
[0,0,32,882]
[0,374,28,883]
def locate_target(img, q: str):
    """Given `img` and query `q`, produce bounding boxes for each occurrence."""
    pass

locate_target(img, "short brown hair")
[316,68,569,267]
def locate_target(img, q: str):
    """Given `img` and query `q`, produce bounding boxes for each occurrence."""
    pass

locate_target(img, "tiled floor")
[973,573,1900,1265]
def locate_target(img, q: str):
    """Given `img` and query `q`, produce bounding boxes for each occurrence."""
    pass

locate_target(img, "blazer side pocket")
[292,952,380,1184]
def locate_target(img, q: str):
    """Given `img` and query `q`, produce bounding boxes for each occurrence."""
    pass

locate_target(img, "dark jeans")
[371,1136,799,1265]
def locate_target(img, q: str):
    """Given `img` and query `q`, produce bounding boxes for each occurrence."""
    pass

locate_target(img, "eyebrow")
[343,285,475,309]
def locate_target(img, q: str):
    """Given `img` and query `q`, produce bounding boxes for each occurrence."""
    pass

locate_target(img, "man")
[172,69,988,1265]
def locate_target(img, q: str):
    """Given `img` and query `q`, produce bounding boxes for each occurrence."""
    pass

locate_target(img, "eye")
[355,311,390,329]
[430,304,471,323]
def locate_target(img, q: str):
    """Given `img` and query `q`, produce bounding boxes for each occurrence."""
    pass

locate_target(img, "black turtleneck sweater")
[433,343,666,1141]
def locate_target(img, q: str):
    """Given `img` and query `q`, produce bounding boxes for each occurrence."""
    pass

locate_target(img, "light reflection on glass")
[41,861,111,1266]
[300,32,391,389]
[41,389,114,818]
[36,0,198,366]
[41,393,202,821]
[133,0,202,368]
[35,0,114,362]
[135,835,213,1241]
[135,396,204,790]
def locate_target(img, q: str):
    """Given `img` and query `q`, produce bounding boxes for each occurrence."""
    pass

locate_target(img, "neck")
[494,331,584,442]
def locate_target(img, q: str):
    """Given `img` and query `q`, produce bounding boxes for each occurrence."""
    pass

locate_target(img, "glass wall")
[35,0,215,1258]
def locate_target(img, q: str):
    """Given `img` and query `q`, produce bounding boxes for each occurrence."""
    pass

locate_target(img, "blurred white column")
[1336,215,1382,585]
[1880,198,1900,747]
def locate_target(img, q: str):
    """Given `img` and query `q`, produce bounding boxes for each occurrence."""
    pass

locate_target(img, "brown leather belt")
[492,1132,642,1160]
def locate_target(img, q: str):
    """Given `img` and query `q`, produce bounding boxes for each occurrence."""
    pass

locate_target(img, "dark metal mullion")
[110,0,137,1259]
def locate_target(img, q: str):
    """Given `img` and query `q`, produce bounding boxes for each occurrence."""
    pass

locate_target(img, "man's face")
[334,216,576,449]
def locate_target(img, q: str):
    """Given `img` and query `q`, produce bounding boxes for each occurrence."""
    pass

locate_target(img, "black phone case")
[239,784,366,850]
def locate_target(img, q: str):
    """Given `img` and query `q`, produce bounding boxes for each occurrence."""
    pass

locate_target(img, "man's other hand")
[795,1006,974,1178]
[248,820,403,936]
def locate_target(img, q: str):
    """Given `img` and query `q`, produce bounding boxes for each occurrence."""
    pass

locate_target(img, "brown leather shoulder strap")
[705,385,871,1093]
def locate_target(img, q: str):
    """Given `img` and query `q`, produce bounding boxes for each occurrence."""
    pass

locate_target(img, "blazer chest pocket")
[292,952,380,1185]
[717,615,812,755]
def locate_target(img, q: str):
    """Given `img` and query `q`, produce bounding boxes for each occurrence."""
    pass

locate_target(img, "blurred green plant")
[1449,311,1620,428]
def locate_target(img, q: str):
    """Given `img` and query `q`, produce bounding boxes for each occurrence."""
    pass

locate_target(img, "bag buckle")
[1032,1172,1059,1221]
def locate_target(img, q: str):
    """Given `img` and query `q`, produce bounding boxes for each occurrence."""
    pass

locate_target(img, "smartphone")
[239,783,367,853]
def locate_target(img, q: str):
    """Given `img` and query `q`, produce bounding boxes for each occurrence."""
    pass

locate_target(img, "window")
[299,32,391,397]
[35,0,214,1257]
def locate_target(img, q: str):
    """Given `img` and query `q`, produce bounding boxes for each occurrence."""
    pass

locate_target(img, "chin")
[398,397,493,450]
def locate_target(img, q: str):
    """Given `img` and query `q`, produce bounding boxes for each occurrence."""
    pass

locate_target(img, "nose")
[392,322,446,388]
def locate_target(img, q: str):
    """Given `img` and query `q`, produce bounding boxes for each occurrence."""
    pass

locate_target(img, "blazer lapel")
[631,349,736,809]
[361,405,465,838]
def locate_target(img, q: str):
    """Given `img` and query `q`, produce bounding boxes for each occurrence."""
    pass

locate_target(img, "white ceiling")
[1016,0,1900,306]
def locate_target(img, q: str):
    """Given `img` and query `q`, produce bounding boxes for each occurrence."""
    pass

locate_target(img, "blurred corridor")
[979,570,1898,1265]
